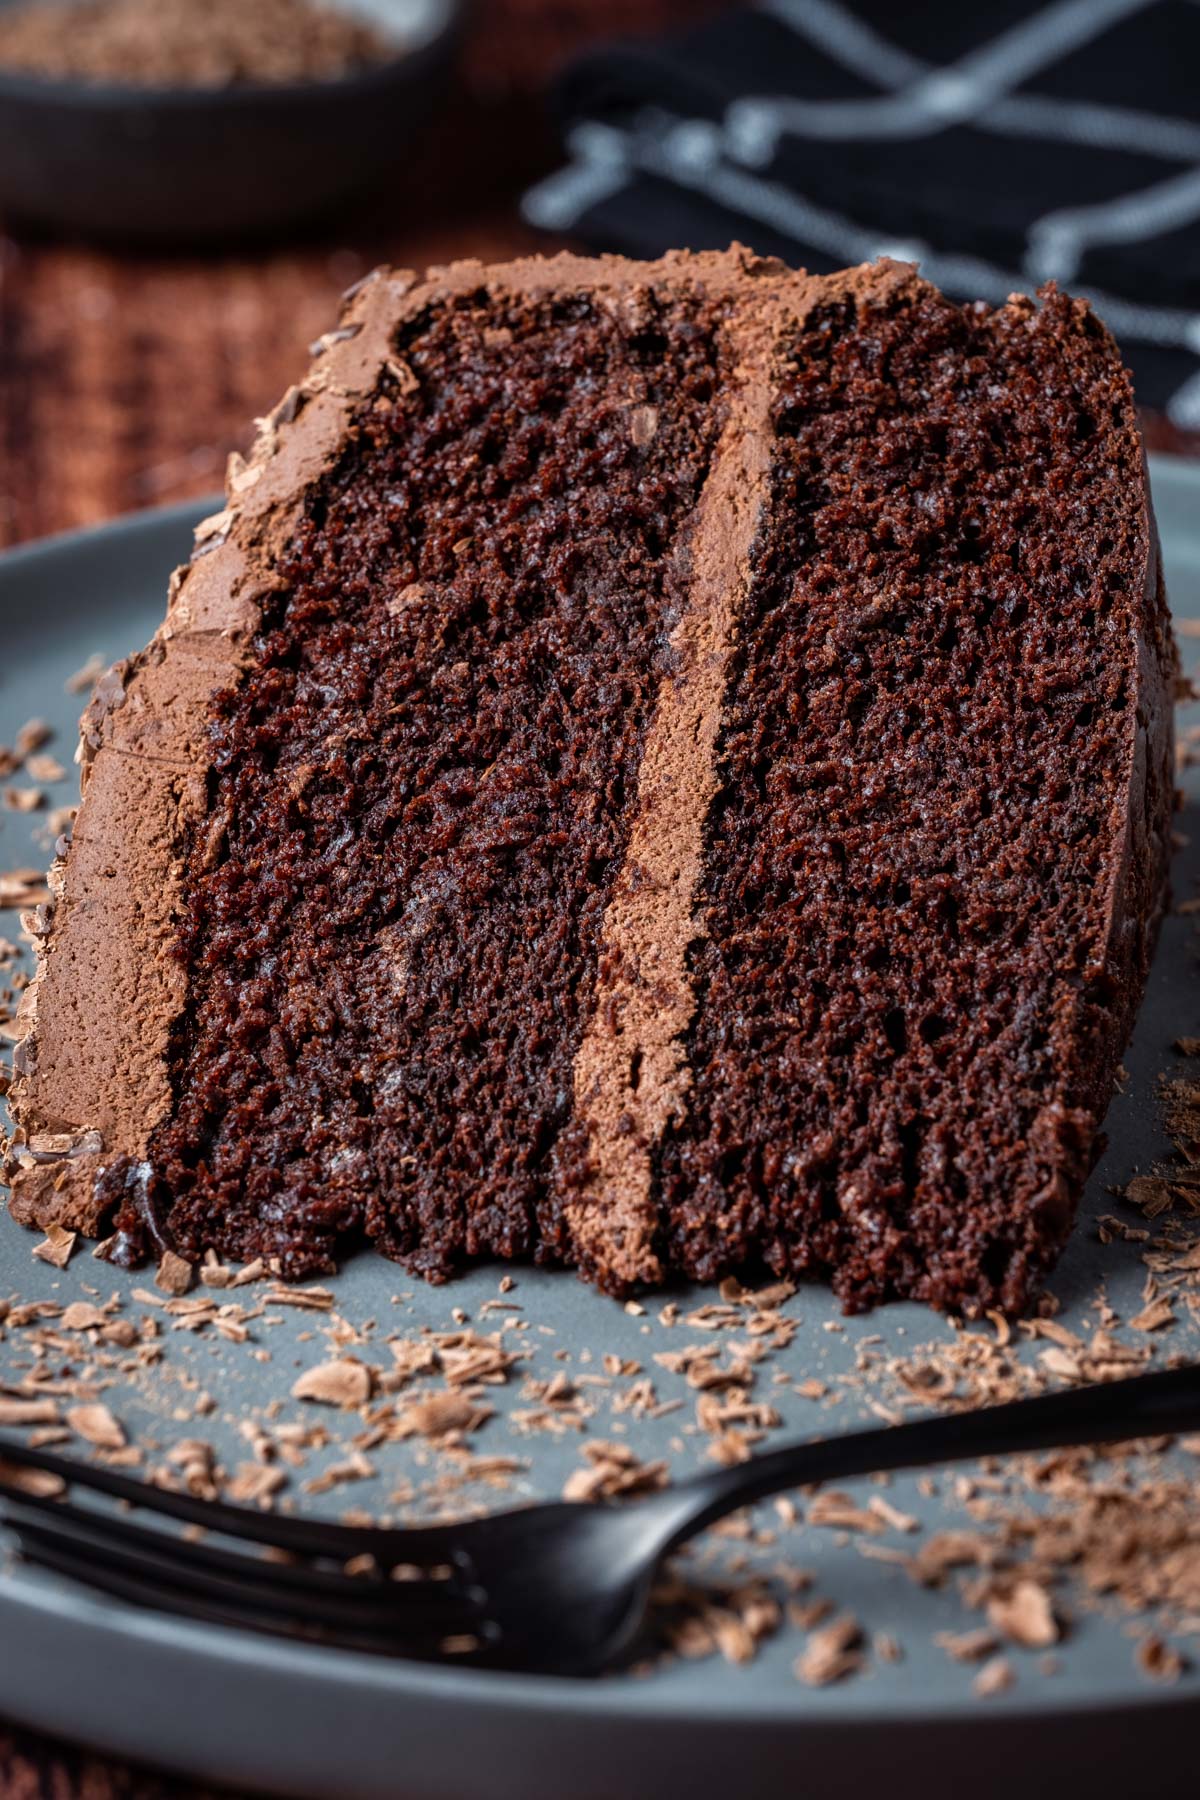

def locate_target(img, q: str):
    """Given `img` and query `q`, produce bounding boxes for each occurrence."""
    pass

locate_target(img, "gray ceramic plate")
[1,470,1199,1799]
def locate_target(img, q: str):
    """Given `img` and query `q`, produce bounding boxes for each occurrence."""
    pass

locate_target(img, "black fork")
[2,1363,1197,1675]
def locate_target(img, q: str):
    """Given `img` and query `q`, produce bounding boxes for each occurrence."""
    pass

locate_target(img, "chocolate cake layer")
[4,250,1176,1314]
[145,282,731,1279]
[658,281,1172,1316]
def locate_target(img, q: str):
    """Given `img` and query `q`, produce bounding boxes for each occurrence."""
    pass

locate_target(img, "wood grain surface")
[0,1728,228,1799]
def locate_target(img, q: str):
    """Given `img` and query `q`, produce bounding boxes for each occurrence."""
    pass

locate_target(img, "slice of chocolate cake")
[4,249,1175,1315]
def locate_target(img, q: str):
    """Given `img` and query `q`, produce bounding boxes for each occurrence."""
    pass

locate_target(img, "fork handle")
[647,1362,1200,1550]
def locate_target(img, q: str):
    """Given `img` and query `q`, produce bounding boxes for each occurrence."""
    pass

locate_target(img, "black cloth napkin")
[523,0,1200,425]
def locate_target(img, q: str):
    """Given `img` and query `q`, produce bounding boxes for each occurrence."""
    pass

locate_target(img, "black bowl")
[0,0,462,243]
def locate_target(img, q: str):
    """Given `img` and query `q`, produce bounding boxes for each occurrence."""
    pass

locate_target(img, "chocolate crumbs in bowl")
[0,0,397,89]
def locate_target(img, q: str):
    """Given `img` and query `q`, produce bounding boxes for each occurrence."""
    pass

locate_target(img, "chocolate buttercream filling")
[560,309,780,1288]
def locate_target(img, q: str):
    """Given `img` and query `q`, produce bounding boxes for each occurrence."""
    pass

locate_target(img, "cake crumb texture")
[4,251,1176,1315]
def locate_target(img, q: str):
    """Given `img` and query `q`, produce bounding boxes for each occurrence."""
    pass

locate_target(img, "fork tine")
[3,1502,487,1642]
[0,1479,467,1612]
[0,1436,465,1564]
[17,1532,486,1665]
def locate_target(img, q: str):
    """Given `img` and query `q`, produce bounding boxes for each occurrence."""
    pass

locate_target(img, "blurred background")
[3,0,1200,557]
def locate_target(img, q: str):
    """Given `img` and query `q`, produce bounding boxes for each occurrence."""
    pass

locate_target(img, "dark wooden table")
[0,5,720,1792]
